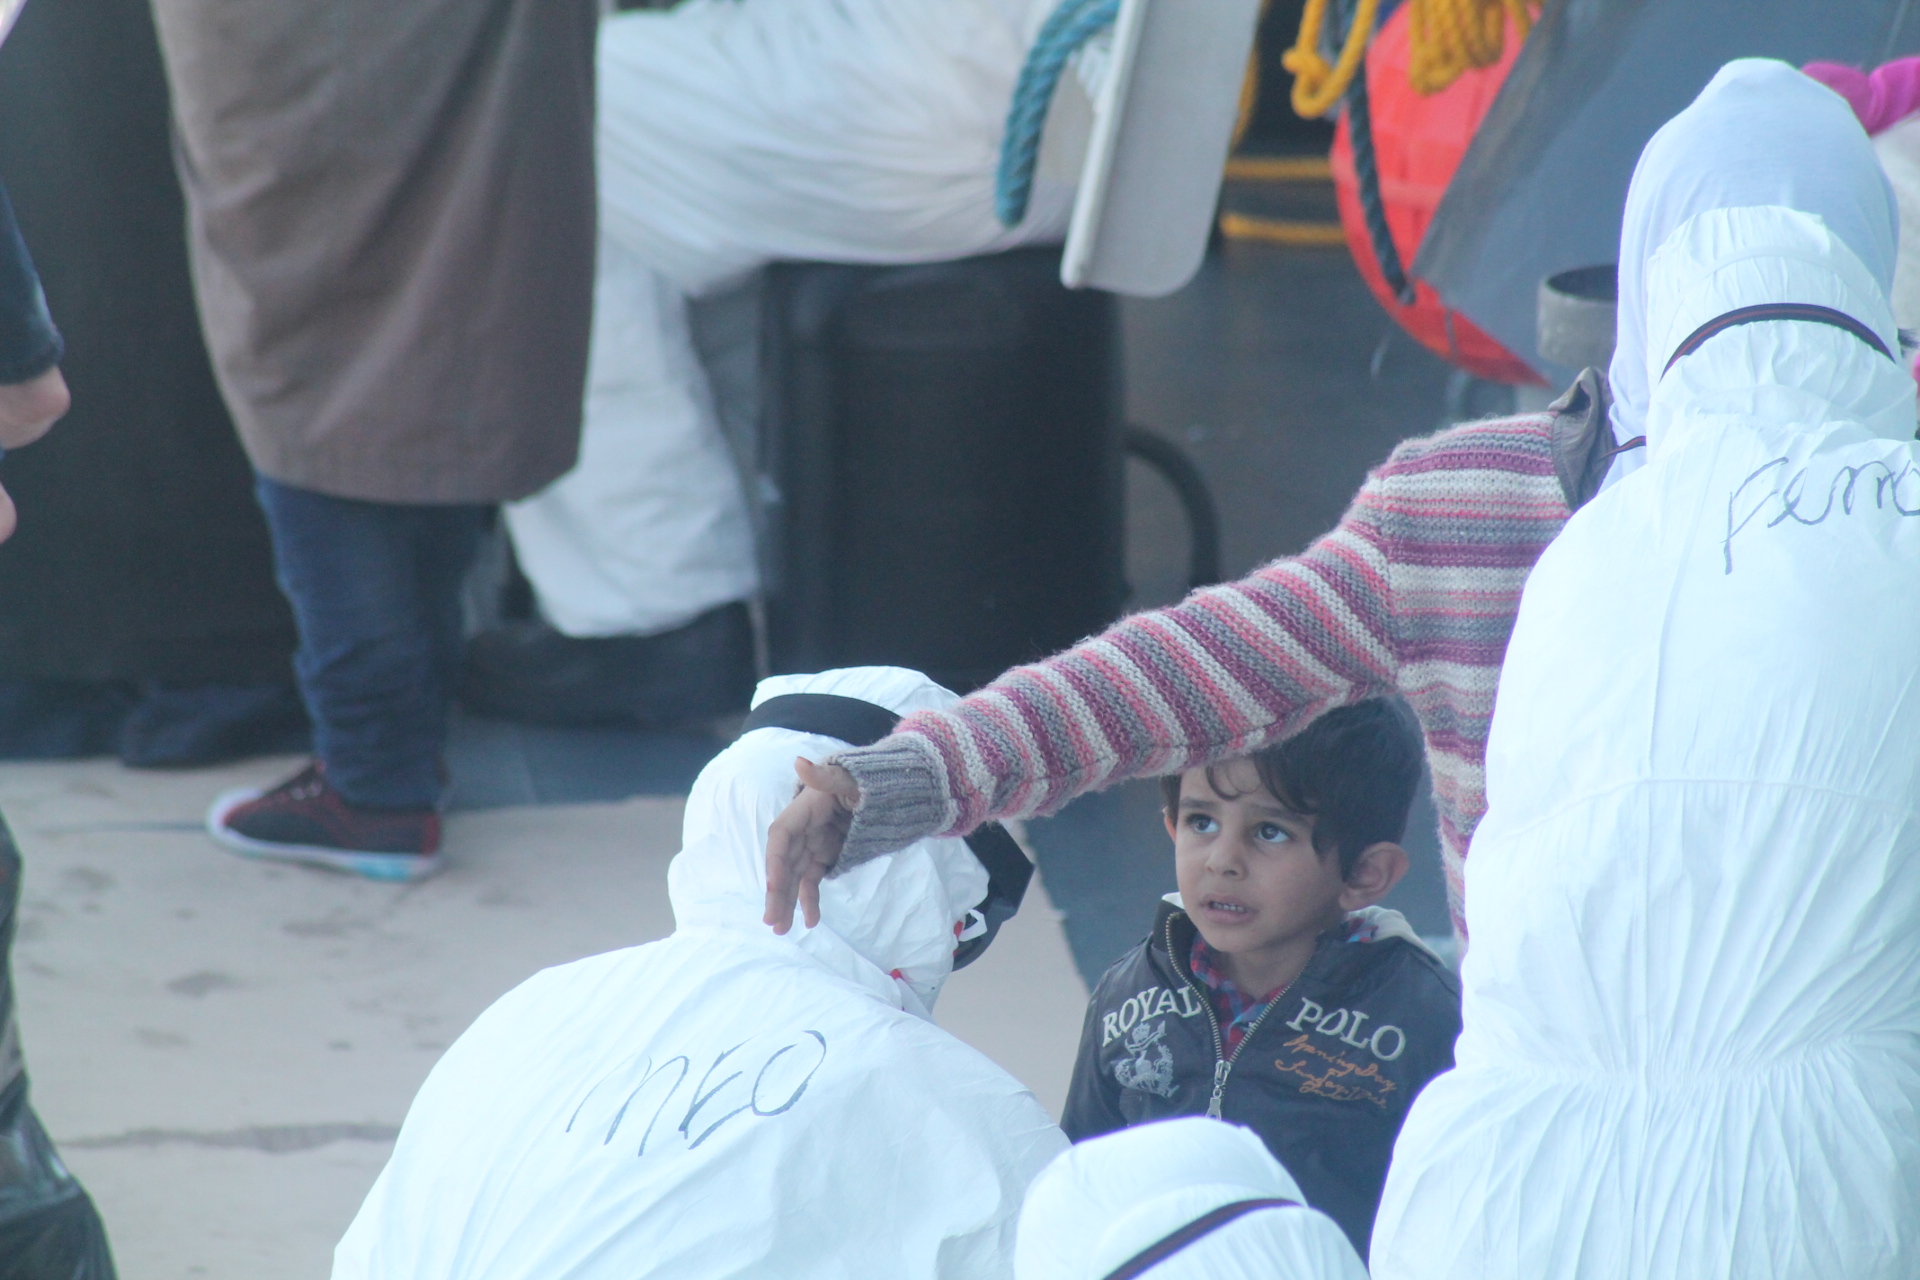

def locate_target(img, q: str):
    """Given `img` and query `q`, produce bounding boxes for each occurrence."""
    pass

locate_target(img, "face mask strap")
[1661,301,1892,377]
[1099,1198,1300,1280]
[952,822,1033,969]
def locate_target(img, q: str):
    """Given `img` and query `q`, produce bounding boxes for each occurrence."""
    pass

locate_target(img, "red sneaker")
[207,762,442,882]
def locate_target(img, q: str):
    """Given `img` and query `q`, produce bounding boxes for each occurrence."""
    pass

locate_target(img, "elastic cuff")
[0,330,62,386]
[828,734,954,871]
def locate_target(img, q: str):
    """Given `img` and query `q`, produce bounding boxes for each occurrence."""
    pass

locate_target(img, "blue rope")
[995,0,1121,227]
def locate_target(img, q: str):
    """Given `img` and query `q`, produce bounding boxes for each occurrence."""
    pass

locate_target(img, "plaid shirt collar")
[1188,936,1284,1056]
[1188,915,1371,1055]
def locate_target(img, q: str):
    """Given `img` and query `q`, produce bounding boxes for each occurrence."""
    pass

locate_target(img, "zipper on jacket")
[1166,913,1305,1121]
[1206,1060,1230,1119]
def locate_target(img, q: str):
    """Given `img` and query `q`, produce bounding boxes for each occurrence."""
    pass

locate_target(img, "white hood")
[334,669,1065,1280]
[668,667,989,1014]
[1014,1118,1367,1280]
[1371,59,1920,1280]
[1606,59,1905,478]
[1640,203,1916,455]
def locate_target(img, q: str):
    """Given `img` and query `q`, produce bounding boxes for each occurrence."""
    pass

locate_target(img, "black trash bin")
[759,248,1126,692]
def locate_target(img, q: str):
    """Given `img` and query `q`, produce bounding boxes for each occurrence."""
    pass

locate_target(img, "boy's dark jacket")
[1062,898,1462,1259]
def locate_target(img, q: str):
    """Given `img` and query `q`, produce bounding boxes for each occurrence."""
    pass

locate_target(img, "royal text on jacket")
[1100,985,1207,1045]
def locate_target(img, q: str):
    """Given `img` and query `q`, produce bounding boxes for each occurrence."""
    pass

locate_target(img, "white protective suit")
[504,0,1077,638]
[1014,1118,1368,1280]
[1369,61,1920,1278]
[333,667,1068,1279]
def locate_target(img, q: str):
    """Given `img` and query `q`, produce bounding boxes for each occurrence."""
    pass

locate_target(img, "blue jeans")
[255,476,486,810]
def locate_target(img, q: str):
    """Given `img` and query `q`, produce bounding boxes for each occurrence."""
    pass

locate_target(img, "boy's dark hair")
[1159,698,1423,878]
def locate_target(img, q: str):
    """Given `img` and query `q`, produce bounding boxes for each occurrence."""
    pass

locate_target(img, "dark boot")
[460,601,755,730]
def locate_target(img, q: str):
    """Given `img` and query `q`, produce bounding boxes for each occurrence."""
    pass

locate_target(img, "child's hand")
[763,757,862,935]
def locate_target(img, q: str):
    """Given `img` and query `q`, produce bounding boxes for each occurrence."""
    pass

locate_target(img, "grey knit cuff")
[828,735,954,872]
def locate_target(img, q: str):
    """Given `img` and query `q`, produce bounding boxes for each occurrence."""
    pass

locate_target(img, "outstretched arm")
[766,476,1407,931]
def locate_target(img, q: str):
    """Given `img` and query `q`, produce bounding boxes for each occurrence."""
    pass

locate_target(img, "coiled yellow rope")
[1282,0,1380,117]
[1405,0,1538,95]
[1285,0,1539,114]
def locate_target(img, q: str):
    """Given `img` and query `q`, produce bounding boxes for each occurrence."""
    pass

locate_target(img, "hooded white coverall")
[1014,1117,1368,1280]
[502,0,1077,639]
[1369,61,1920,1278]
[332,667,1068,1278]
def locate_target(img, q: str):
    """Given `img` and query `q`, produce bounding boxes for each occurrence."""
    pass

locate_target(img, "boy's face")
[1167,761,1351,988]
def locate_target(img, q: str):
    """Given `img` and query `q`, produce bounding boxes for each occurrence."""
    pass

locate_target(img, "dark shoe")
[120,681,310,769]
[461,601,754,729]
[207,762,441,882]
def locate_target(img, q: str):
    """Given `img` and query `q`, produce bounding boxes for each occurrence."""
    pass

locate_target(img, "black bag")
[758,247,1126,693]
[0,817,116,1280]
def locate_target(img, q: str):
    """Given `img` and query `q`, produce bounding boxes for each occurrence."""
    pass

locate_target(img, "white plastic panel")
[1061,0,1265,297]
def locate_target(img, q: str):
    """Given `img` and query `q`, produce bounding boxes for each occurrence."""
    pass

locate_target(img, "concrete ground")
[5,753,1085,1279]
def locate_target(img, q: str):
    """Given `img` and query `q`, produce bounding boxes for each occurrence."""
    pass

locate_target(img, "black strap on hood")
[743,694,900,753]
[1661,301,1892,376]
[740,693,1033,969]
[1550,304,1887,513]
[1099,1198,1301,1280]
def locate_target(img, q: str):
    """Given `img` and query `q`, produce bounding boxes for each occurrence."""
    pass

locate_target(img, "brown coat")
[150,0,597,504]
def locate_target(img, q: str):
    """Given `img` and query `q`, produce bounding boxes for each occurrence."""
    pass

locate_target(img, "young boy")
[1060,699,1461,1260]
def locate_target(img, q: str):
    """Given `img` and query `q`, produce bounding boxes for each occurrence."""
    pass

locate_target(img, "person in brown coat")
[151,0,599,880]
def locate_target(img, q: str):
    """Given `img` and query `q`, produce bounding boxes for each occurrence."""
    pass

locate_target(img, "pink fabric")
[1804,58,1920,136]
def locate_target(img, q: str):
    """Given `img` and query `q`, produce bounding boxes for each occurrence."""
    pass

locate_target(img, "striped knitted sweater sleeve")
[832,415,1568,900]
